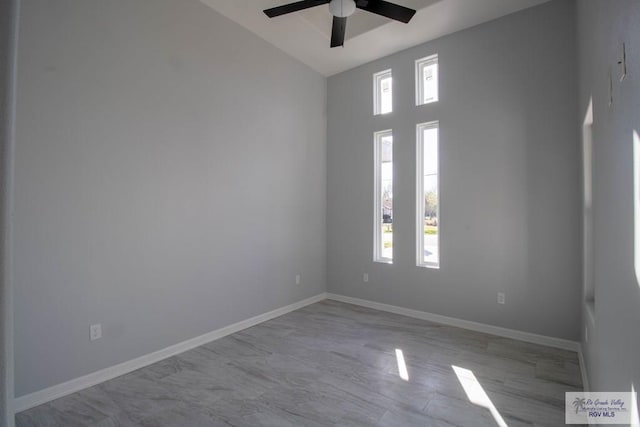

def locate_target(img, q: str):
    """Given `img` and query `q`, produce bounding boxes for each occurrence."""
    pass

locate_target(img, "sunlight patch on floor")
[452,365,508,427]
[395,349,409,381]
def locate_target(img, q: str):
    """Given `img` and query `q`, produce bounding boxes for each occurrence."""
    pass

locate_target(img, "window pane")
[380,76,392,114]
[422,127,438,264]
[381,135,393,260]
[375,130,393,263]
[417,122,439,268]
[416,55,439,106]
[422,62,438,104]
[374,70,392,115]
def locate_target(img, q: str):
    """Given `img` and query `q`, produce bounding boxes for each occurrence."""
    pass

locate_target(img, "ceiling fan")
[263,0,416,48]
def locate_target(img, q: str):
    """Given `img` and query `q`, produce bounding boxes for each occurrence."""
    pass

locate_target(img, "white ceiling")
[200,0,550,76]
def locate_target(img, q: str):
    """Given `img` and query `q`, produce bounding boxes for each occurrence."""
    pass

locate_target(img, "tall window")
[374,69,392,115]
[416,122,439,268]
[416,55,439,105]
[374,130,393,263]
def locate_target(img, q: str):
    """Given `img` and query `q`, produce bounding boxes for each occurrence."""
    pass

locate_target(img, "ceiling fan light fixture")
[329,0,356,18]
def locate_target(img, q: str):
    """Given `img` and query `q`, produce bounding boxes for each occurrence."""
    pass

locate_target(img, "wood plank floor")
[16,300,583,426]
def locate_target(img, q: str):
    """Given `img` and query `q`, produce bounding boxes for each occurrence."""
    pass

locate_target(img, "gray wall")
[0,3,7,419]
[13,0,326,396]
[1,0,18,423]
[576,0,640,401]
[327,0,581,340]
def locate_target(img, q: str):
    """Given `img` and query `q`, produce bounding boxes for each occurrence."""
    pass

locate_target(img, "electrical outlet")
[497,292,506,305]
[295,274,301,285]
[90,324,102,341]
[363,273,369,283]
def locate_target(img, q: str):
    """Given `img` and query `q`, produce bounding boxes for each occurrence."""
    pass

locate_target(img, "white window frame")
[373,69,393,115]
[415,54,439,106]
[374,129,393,263]
[416,121,440,269]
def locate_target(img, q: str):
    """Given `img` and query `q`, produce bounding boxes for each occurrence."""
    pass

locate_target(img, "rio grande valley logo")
[566,392,637,424]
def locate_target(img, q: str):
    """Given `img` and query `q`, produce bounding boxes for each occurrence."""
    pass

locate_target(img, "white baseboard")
[326,293,581,352]
[578,346,595,425]
[13,293,327,413]
[578,344,590,392]
[13,291,585,415]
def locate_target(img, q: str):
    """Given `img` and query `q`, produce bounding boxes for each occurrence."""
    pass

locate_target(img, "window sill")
[417,263,439,269]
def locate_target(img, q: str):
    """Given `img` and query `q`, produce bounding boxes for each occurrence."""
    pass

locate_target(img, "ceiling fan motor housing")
[329,0,356,18]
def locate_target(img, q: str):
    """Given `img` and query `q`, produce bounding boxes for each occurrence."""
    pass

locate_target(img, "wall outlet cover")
[90,324,102,341]
[497,293,506,305]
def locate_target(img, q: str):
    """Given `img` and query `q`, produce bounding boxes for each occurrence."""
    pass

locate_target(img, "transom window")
[416,55,439,105]
[374,69,393,115]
